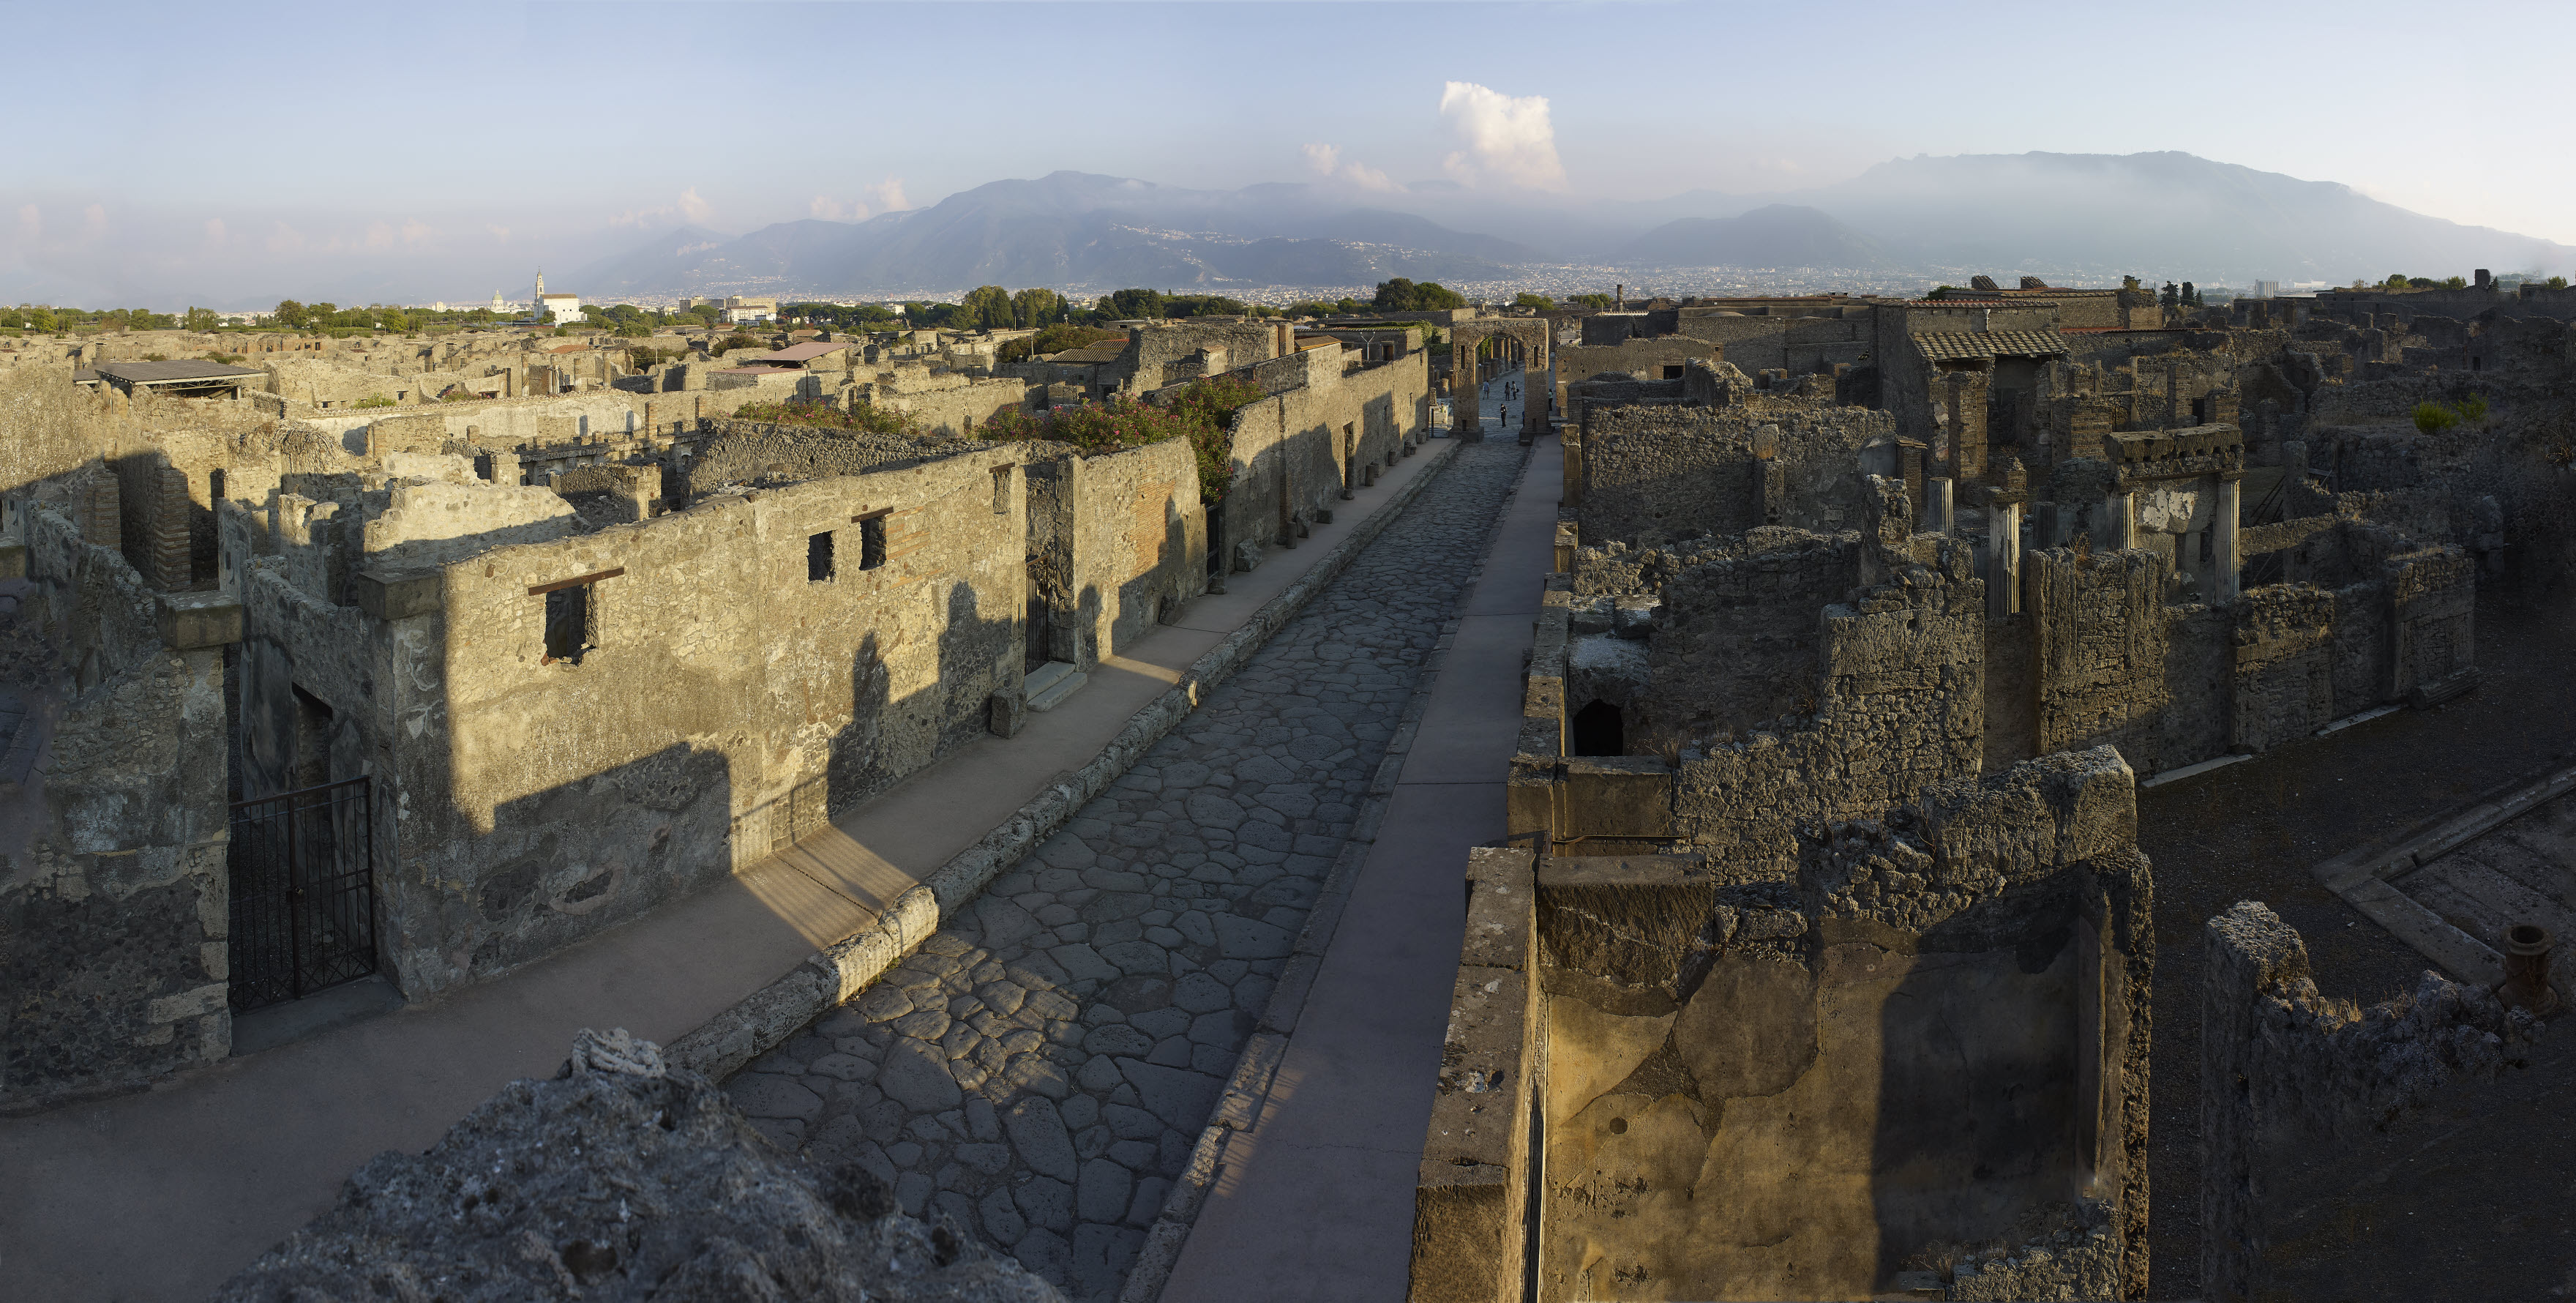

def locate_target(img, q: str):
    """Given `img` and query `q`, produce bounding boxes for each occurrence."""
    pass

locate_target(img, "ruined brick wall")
[1217,348,1426,568]
[872,376,1032,439]
[1670,308,1873,375]
[678,423,961,500]
[1578,400,1890,543]
[1666,534,1987,869]
[1,493,232,1112]
[1453,748,2154,1302]
[236,447,1027,1000]
[2199,902,2534,1302]
[1064,438,1205,667]
[1632,531,1860,745]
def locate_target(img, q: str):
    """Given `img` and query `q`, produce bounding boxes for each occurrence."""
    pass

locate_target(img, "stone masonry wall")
[1425,747,2154,1302]
[2199,902,2536,1302]
[1577,399,1890,545]
[1,494,231,1111]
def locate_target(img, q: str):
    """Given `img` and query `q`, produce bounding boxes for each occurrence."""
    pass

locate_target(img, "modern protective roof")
[94,360,263,383]
[757,342,850,364]
[1911,329,2070,362]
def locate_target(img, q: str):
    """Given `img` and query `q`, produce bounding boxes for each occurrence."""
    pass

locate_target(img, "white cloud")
[865,178,910,213]
[1303,143,1399,192]
[16,204,38,245]
[610,187,716,229]
[487,224,512,242]
[810,195,867,223]
[80,204,107,242]
[1437,81,1568,190]
[203,217,226,247]
[365,221,396,250]
[1342,161,1397,192]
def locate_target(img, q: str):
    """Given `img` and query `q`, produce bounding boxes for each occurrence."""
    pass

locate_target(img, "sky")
[9,0,2574,307]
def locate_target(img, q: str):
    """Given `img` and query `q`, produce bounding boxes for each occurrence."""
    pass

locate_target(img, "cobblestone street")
[723,436,1530,1301]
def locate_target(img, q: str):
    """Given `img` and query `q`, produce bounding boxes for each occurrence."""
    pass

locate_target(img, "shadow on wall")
[1867,881,2089,1285]
[464,743,735,977]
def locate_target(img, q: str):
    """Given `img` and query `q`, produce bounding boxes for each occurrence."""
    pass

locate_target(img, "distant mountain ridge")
[1619,205,1887,270]
[569,154,2575,299]
[572,172,1530,298]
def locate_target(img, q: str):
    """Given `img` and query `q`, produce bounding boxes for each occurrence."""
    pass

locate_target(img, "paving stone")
[1213,914,1294,958]
[877,1039,963,1113]
[1016,1176,1075,1233]
[1172,971,1231,1014]
[1003,1096,1078,1182]
[1117,1060,1224,1129]
[1127,1176,1172,1229]
[728,1073,823,1122]
[980,1187,1028,1247]
[1077,1157,1133,1223]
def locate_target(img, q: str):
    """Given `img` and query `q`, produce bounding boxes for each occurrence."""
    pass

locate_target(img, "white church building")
[531,271,584,324]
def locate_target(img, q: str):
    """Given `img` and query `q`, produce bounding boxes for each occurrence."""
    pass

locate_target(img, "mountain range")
[572,153,2576,299]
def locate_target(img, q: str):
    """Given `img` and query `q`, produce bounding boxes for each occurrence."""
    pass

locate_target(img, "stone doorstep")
[1115,446,1534,1303]
[2315,759,2576,990]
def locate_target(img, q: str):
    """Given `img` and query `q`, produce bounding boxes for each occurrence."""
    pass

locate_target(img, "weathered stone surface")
[212,1031,1063,1302]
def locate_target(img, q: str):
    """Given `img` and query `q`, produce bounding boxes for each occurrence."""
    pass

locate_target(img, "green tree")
[2438,275,2468,290]
[2549,276,2570,290]
[2457,392,2489,423]
[2384,274,2411,291]
[1010,288,1066,329]
[183,307,220,332]
[958,285,1014,331]
[1098,288,1165,320]
[2412,403,2460,435]
[1512,293,1556,309]
[1566,293,1616,310]
[1164,294,1249,318]
[272,299,308,329]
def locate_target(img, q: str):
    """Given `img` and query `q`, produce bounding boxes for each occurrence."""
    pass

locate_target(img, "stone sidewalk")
[721,436,1535,1302]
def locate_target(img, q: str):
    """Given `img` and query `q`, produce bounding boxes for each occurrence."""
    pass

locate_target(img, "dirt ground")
[2139,583,2576,1300]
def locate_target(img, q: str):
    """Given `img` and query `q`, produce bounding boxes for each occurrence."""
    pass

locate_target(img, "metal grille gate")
[228,776,376,1012]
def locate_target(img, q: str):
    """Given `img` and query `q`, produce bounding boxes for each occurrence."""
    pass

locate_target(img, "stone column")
[1988,495,2022,619]
[1452,339,1481,441]
[2105,490,2137,550]
[1927,477,1954,534]
[2214,473,2242,603]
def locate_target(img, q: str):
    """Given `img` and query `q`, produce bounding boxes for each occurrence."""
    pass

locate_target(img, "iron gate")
[228,776,376,1012]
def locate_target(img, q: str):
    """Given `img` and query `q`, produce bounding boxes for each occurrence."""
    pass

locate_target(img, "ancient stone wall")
[2199,902,2536,1302]
[235,447,1026,998]
[1576,399,1890,543]
[1217,348,1426,571]
[1,486,233,1112]
[1420,748,2154,1302]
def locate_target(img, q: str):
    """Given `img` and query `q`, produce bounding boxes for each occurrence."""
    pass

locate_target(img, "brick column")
[151,467,192,589]
[80,476,120,552]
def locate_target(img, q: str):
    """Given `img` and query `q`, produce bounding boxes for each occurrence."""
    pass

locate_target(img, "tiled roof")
[1047,343,1128,364]
[1912,329,2069,362]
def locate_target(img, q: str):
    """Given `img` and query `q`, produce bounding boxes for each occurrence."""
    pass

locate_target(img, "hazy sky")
[10,0,2572,307]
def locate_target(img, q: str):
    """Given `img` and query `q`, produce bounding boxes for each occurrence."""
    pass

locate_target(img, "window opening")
[291,685,334,788]
[1571,700,1625,757]
[808,530,836,582]
[992,465,1012,515]
[857,512,888,570]
[1663,365,1685,379]
[544,584,592,662]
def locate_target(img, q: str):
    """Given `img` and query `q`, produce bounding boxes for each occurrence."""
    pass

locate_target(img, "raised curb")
[2313,758,2576,989]
[1115,440,1537,1303]
[666,438,1466,1081]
